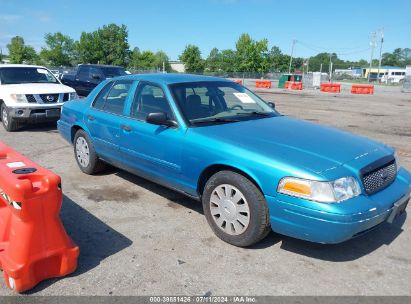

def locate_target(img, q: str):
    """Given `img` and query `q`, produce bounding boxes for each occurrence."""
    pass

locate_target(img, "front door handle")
[121,124,132,132]
[87,115,95,121]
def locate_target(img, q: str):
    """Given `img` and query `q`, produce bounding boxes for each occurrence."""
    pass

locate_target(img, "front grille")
[25,94,37,103]
[39,94,59,103]
[63,93,69,101]
[361,158,397,195]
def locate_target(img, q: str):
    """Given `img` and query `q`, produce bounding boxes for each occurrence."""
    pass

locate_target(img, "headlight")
[277,176,361,203]
[10,94,28,103]
[69,92,79,100]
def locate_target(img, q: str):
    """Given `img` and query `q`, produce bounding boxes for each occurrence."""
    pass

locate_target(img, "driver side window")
[131,83,173,120]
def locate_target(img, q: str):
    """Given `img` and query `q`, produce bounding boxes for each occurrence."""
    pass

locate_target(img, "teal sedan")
[58,74,411,247]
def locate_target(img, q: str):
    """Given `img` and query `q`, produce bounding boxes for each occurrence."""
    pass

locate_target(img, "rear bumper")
[266,168,411,243]
[8,106,62,123]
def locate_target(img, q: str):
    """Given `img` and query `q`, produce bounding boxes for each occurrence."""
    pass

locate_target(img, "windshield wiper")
[235,111,272,116]
[191,117,240,125]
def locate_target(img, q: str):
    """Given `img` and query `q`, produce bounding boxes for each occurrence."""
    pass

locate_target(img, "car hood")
[190,116,392,174]
[0,83,75,95]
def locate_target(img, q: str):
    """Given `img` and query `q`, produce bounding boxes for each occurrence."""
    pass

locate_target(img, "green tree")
[40,32,76,66]
[128,47,141,69]
[138,50,156,70]
[154,51,171,72]
[7,36,38,64]
[219,49,237,72]
[97,24,129,66]
[77,31,102,64]
[77,24,129,66]
[308,52,336,72]
[235,33,270,73]
[382,48,411,67]
[179,44,204,73]
[205,48,222,72]
[128,48,158,70]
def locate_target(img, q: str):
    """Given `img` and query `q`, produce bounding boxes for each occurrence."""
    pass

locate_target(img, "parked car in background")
[0,64,78,131]
[50,69,61,79]
[58,74,411,247]
[61,64,130,97]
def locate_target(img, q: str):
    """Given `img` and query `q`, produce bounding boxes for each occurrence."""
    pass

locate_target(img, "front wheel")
[202,171,271,247]
[73,129,106,174]
[1,104,20,132]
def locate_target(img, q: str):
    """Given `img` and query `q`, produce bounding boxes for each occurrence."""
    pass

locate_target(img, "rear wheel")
[202,170,270,247]
[73,129,105,174]
[1,103,20,132]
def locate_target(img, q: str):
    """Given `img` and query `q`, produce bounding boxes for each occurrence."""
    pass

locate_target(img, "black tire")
[1,103,20,132]
[73,129,106,174]
[202,170,271,247]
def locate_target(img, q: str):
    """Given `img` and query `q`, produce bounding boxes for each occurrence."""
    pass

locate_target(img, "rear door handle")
[87,115,95,121]
[121,124,132,132]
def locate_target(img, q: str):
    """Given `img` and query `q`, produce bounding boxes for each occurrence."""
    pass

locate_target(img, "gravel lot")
[0,85,410,296]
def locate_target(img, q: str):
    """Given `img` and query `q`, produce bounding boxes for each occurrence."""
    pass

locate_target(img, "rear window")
[101,67,127,78]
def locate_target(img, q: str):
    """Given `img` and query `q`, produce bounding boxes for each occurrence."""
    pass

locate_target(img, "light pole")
[288,39,296,74]
[377,28,384,83]
[368,31,377,82]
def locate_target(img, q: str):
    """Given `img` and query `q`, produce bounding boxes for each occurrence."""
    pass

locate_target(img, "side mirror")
[146,112,178,128]
[267,102,276,109]
[91,74,101,80]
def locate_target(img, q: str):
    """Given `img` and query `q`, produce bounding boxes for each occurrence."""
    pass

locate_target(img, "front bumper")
[266,168,411,243]
[8,106,62,123]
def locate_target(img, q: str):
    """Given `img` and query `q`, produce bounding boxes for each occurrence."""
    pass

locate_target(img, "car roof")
[113,73,232,85]
[0,64,48,69]
[79,64,123,68]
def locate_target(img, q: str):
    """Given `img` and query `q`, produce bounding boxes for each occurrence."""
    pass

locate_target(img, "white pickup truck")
[0,64,78,131]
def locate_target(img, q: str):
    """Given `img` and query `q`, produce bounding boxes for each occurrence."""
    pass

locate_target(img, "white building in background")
[169,61,185,73]
[334,68,362,78]
[406,66,411,76]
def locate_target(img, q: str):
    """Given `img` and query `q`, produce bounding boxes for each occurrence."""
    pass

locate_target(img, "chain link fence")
[402,76,411,93]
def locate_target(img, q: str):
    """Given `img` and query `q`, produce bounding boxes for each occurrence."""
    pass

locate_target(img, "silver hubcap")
[2,108,8,126]
[210,184,250,235]
[75,137,90,168]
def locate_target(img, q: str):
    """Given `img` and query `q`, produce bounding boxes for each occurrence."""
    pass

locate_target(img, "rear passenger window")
[77,67,89,81]
[93,82,114,110]
[103,81,133,115]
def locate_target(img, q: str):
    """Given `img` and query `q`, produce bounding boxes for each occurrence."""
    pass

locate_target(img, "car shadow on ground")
[115,169,204,215]
[19,122,58,133]
[24,195,133,294]
[250,213,406,261]
[84,167,406,263]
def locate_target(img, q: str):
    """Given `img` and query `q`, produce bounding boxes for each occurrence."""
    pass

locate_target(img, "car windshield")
[169,81,279,126]
[0,67,59,84]
[102,67,128,78]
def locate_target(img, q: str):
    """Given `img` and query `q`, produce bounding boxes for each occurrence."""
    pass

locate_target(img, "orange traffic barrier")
[0,142,79,293]
[320,83,341,93]
[285,81,303,90]
[351,84,374,94]
[255,80,272,89]
[233,79,243,85]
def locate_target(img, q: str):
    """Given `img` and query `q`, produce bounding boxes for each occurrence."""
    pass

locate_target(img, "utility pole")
[162,61,165,73]
[377,28,384,83]
[368,31,377,82]
[288,39,296,74]
[329,53,333,83]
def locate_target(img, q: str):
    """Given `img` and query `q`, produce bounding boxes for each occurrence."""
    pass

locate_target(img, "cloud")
[0,14,21,23]
[30,11,51,23]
